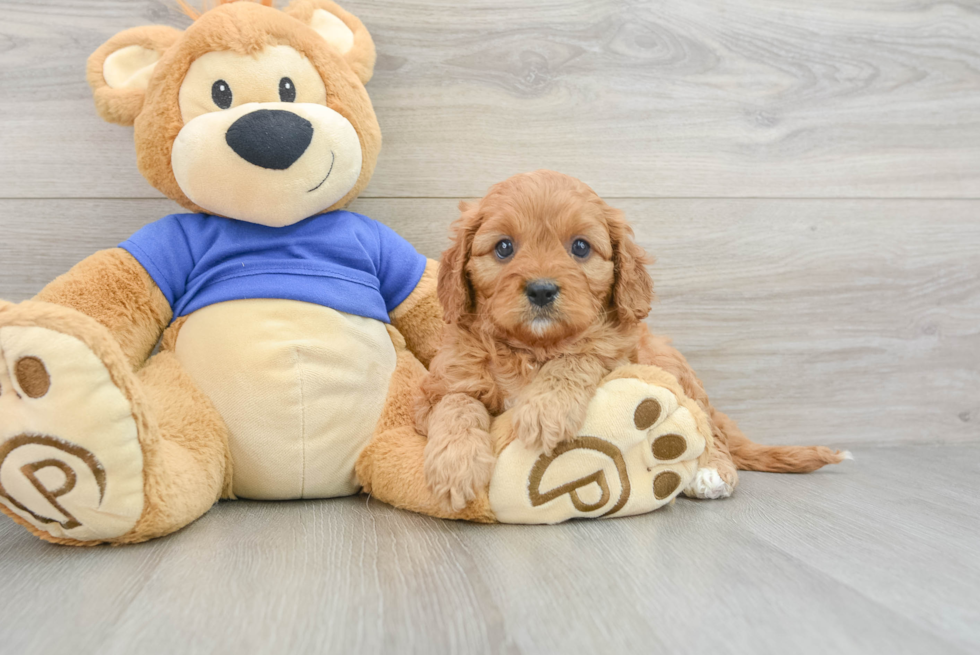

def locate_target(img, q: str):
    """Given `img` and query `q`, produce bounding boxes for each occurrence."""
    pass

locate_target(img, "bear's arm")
[33,248,173,367]
[389,258,443,368]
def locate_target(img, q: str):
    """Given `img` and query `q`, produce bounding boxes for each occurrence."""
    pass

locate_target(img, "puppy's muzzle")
[225,109,313,170]
[526,279,560,308]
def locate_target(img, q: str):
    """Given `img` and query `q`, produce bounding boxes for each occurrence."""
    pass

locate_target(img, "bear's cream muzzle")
[171,102,362,227]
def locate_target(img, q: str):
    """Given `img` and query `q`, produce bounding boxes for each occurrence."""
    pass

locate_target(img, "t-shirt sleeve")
[373,220,428,313]
[118,215,196,310]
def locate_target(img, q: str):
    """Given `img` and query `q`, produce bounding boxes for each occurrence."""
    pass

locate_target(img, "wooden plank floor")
[0,0,978,653]
[1,444,977,654]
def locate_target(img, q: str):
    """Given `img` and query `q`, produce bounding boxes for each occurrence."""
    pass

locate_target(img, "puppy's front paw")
[423,429,494,511]
[511,398,582,455]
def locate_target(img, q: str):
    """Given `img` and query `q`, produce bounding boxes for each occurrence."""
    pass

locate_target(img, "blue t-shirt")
[119,211,427,323]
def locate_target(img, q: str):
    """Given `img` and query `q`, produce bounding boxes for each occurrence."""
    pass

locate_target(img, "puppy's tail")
[728,430,852,473]
[713,409,851,473]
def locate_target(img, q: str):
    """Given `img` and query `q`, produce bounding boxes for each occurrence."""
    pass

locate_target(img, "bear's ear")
[286,0,376,84]
[87,25,183,126]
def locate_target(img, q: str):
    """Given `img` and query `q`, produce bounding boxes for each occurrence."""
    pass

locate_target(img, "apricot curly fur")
[418,170,847,505]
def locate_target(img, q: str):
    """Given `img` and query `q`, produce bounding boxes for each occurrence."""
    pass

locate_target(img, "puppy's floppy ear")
[606,205,654,323]
[438,201,482,325]
[286,0,377,84]
[87,25,182,126]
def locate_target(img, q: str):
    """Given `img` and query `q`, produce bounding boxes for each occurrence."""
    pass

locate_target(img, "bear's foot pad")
[0,325,144,541]
[489,375,708,524]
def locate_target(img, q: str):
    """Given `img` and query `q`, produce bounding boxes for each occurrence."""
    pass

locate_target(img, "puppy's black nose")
[225,109,313,170]
[526,280,560,307]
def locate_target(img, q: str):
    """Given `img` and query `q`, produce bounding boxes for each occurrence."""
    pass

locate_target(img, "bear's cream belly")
[174,299,396,500]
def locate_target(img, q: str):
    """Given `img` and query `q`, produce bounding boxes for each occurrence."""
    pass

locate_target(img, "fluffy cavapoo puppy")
[416,170,847,510]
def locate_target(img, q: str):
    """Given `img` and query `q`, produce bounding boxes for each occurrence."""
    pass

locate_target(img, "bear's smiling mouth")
[307,150,336,193]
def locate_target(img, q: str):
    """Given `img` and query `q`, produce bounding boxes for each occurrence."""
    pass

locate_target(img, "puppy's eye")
[571,238,591,258]
[211,80,233,109]
[494,239,515,260]
[279,77,296,103]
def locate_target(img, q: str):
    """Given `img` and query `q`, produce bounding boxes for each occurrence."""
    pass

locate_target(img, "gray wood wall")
[1,0,978,448]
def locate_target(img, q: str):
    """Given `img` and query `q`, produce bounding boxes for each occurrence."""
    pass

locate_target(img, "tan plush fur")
[33,248,172,368]
[389,259,444,369]
[88,0,382,217]
[122,350,232,543]
[87,25,183,126]
[0,300,228,545]
[284,0,377,84]
[355,326,495,522]
[417,171,847,507]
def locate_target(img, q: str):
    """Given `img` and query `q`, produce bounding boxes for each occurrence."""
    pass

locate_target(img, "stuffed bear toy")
[0,0,717,545]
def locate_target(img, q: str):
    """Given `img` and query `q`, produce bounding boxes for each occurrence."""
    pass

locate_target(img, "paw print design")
[489,371,709,524]
[0,322,144,541]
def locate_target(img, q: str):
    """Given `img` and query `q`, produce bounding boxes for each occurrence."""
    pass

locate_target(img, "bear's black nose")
[225,109,313,170]
[526,280,560,307]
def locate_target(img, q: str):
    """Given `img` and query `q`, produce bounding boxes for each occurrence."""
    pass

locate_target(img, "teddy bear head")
[87,0,380,227]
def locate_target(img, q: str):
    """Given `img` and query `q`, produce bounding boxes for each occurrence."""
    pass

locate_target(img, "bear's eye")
[211,80,232,109]
[494,239,515,260]
[571,238,591,258]
[279,77,296,103]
